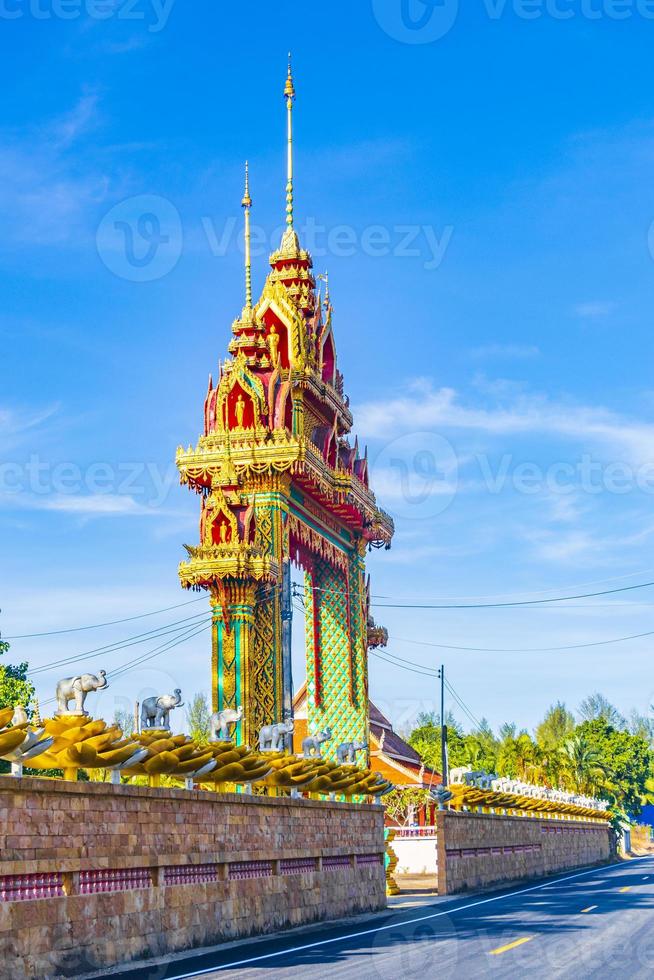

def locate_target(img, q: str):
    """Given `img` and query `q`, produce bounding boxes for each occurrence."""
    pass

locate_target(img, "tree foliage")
[405,695,653,818]
[186,692,211,745]
[0,640,35,716]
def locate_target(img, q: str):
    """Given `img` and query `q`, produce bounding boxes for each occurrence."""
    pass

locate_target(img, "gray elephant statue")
[259,720,294,752]
[140,689,183,731]
[302,727,332,758]
[210,706,243,741]
[336,740,367,764]
[55,671,108,717]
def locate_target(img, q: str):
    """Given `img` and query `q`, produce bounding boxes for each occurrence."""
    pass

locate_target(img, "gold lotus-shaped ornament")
[26,715,146,780]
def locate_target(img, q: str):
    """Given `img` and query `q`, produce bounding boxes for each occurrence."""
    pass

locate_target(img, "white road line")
[164,857,651,978]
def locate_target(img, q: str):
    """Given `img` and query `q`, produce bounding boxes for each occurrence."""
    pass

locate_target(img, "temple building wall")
[436,810,613,895]
[0,777,386,979]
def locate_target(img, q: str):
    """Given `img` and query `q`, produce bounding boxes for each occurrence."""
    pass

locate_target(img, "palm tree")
[560,734,610,795]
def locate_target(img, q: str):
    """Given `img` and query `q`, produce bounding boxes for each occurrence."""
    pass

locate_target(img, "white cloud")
[573,301,616,319]
[471,344,541,359]
[0,94,113,247]
[355,380,654,466]
[0,404,61,450]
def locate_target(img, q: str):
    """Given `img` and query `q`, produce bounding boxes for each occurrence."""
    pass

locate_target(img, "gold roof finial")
[242,160,253,311]
[283,53,297,239]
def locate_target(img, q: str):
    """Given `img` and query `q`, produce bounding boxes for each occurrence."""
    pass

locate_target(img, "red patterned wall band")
[0,853,379,902]
[0,873,64,902]
[79,868,151,894]
[446,844,543,860]
[163,864,219,885]
[279,858,317,875]
[323,855,352,871]
[355,853,383,866]
[228,860,274,880]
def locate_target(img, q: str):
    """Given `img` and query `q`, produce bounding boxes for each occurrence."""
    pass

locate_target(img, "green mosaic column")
[211,585,256,747]
[305,557,368,759]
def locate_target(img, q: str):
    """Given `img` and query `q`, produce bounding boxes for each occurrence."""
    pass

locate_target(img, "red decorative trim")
[79,868,151,893]
[0,873,64,902]
[355,854,383,866]
[346,566,354,706]
[323,855,351,871]
[279,858,317,875]
[229,860,273,880]
[163,864,218,885]
[313,585,322,707]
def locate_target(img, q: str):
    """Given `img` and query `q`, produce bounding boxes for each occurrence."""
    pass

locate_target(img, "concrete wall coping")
[0,775,383,812]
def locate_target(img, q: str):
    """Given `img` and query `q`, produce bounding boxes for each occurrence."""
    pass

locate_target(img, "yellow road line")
[490,937,533,955]
[619,886,632,893]
[581,905,598,913]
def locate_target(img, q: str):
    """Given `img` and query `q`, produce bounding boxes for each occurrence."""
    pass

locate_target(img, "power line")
[371,579,654,609]
[370,650,438,678]
[388,627,654,654]
[38,622,212,707]
[298,578,654,610]
[27,613,211,676]
[108,622,212,682]
[4,596,207,640]
[445,679,483,732]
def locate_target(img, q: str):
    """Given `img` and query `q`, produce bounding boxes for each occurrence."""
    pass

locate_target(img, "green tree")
[560,733,610,795]
[114,708,135,738]
[408,711,466,772]
[383,787,432,827]
[186,692,211,744]
[579,693,626,730]
[576,719,651,814]
[0,640,35,715]
[536,702,576,751]
[629,711,654,748]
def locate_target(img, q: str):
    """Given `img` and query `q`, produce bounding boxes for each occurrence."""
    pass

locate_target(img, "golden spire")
[241,160,253,311]
[285,53,295,231]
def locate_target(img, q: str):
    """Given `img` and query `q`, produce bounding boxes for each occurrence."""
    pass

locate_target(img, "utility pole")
[438,665,448,787]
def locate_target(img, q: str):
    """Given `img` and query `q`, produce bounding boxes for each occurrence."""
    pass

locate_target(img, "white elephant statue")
[210,706,243,741]
[450,766,472,785]
[259,720,294,752]
[140,689,183,731]
[55,671,108,717]
[336,740,367,764]
[302,727,332,758]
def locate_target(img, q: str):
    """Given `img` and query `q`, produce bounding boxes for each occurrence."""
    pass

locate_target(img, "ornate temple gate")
[176,65,393,754]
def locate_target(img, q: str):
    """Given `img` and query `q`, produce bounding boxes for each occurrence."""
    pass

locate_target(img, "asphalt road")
[118,856,654,980]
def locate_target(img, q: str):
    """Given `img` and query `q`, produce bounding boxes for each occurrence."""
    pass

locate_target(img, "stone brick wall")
[0,776,386,978]
[436,810,612,894]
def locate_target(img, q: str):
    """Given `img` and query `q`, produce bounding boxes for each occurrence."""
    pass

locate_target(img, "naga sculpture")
[55,671,108,716]
[301,727,332,758]
[258,719,294,752]
[210,706,243,741]
[336,740,367,764]
[140,689,184,731]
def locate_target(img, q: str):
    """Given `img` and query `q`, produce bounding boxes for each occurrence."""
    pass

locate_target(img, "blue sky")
[3,1,654,734]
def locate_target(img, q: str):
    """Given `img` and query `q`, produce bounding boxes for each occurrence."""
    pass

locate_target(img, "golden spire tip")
[285,52,295,100]
[242,161,253,311]
[241,159,252,209]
